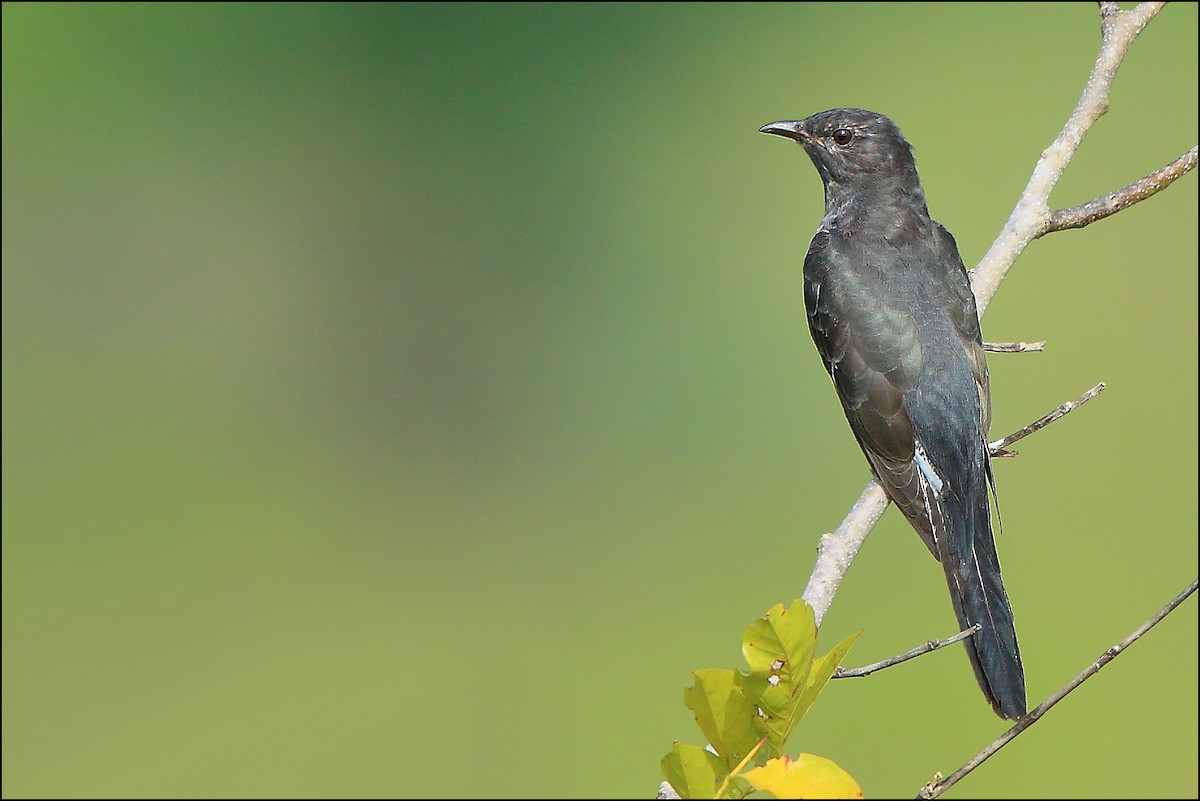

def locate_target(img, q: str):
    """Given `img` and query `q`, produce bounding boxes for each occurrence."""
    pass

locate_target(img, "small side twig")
[983,340,1046,353]
[918,577,1199,799]
[1045,146,1198,234]
[989,382,1106,455]
[834,625,980,679]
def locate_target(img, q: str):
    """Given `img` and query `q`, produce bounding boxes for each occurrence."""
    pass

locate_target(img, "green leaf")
[668,600,858,784]
[736,601,818,754]
[741,601,816,681]
[683,669,760,769]
[660,742,726,800]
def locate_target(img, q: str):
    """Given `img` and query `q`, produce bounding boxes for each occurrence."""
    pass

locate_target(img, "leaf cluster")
[661,601,861,799]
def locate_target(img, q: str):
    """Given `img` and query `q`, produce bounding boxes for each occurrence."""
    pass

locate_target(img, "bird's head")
[759,108,920,192]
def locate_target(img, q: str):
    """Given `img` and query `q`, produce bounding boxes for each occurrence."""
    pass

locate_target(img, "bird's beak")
[758,120,809,143]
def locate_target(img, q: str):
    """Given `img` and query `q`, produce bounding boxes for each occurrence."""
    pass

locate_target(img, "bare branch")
[988,383,1106,454]
[802,481,889,624]
[982,340,1045,353]
[918,578,1199,799]
[1046,146,1198,233]
[834,625,980,679]
[970,0,1167,317]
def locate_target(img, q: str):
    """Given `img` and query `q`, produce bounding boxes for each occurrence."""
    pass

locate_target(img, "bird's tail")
[942,480,1026,720]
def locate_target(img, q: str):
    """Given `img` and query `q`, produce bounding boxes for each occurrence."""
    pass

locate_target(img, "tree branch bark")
[1045,146,1198,233]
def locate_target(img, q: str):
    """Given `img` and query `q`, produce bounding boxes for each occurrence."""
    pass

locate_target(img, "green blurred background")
[3,2,1196,797]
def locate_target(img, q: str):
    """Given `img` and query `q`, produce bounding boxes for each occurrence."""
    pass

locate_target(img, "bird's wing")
[930,223,991,436]
[803,232,942,557]
[928,223,999,514]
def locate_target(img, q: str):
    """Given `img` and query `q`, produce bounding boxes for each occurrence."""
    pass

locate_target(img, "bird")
[759,108,1025,720]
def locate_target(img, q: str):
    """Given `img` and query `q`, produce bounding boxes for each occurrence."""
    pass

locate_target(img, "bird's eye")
[832,128,854,146]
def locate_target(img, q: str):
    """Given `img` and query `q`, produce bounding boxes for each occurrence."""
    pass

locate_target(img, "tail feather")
[942,478,1025,720]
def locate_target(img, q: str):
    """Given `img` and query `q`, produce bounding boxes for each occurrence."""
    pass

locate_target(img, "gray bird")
[760,108,1025,720]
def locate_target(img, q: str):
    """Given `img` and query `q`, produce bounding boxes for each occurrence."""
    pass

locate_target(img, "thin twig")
[988,382,1106,454]
[982,340,1046,353]
[833,625,980,679]
[1045,146,1198,233]
[918,578,1199,799]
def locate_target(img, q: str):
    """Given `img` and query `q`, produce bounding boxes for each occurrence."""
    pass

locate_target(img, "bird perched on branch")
[760,108,1025,719]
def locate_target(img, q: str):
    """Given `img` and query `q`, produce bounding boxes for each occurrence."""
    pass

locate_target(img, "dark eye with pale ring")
[832,128,854,146]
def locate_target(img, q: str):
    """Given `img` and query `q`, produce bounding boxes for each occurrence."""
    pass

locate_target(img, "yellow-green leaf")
[660,742,725,800]
[743,754,863,799]
[683,669,759,768]
[737,600,819,754]
[741,601,817,682]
